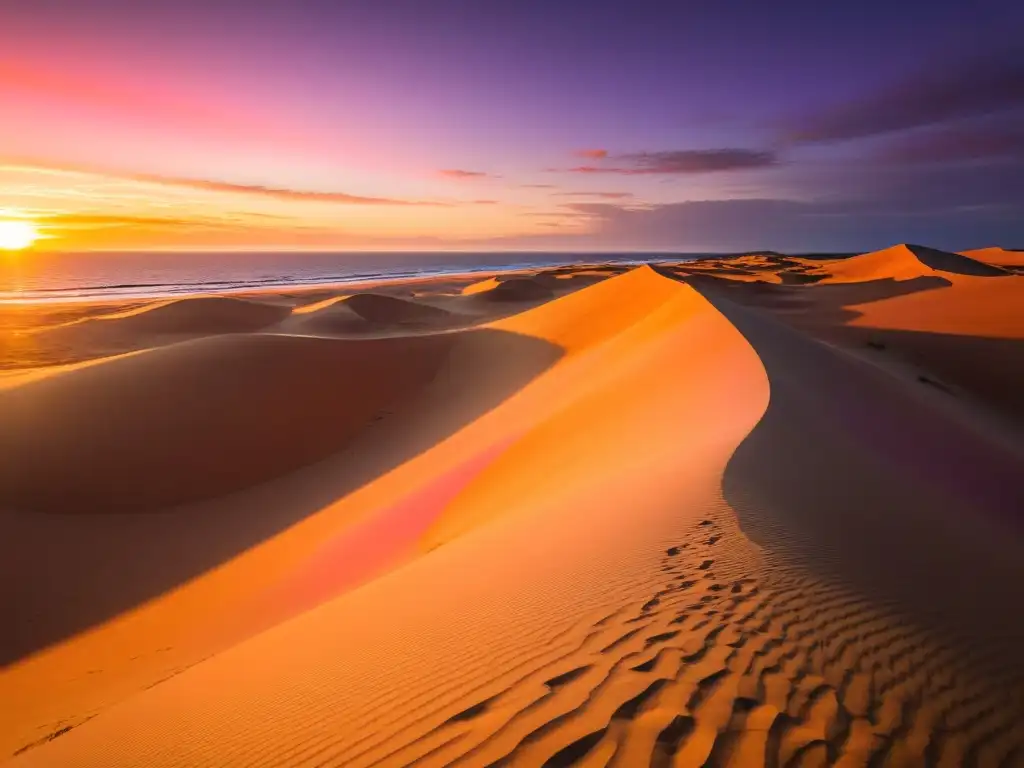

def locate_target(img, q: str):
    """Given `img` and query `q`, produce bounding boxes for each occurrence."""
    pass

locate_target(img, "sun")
[0,220,39,251]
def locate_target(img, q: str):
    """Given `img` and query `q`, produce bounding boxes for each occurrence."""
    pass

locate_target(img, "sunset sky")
[2,0,1022,252]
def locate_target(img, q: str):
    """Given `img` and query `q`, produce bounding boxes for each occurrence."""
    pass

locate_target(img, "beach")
[2,245,1023,766]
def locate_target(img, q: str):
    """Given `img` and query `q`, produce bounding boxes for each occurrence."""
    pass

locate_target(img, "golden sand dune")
[848,274,1024,339]
[461,276,502,295]
[289,294,351,314]
[3,261,1024,766]
[962,246,1024,269]
[814,243,1008,283]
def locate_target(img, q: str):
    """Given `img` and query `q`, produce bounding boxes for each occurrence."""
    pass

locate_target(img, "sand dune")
[4,258,1024,765]
[279,298,370,335]
[683,252,1024,430]
[962,246,1024,269]
[0,333,453,514]
[58,295,290,335]
[814,243,1008,283]
[342,292,453,325]
[289,294,351,314]
[17,295,293,367]
[471,276,553,302]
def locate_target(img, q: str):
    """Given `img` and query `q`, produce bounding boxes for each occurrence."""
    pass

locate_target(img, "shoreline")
[0,255,673,306]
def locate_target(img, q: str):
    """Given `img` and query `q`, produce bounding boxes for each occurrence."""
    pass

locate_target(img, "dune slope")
[0,333,453,514]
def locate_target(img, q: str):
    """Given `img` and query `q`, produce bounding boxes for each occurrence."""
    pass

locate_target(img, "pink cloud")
[439,169,491,179]
[553,191,634,199]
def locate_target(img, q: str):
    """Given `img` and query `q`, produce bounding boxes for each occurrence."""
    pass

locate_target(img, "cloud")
[574,149,609,159]
[439,169,491,179]
[472,199,499,204]
[37,213,202,230]
[1,157,447,206]
[495,154,1024,252]
[561,149,777,175]
[156,175,446,205]
[519,210,596,218]
[788,48,1024,144]
[553,191,634,199]
[35,211,293,232]
[520,183,557,189]
[874,113,1024,165]
[516,194,1022,252]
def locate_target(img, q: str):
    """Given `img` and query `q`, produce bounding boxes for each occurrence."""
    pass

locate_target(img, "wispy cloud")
[874,114,1024,165]
[559,149,777,175]
[553,191,634,199]
[158,175,444,205]
[1,157,448,206]
[574,149,609,159]
[520,210,600,218]
[786,48,1024,143]
[34,211,286,231]
[438,169,492,179]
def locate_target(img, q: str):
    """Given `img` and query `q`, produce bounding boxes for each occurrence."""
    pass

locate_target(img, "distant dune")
[343,293,452,324]
[813,243,1008,283]
[72,295,290,334]
[962,246,1024,269]
[471,276,553,302]
[3,256,1023,766]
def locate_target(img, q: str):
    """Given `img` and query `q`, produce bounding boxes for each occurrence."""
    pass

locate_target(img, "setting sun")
[0,220,39,251]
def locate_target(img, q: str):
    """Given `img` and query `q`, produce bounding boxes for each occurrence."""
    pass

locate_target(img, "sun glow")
[0,220,39,251]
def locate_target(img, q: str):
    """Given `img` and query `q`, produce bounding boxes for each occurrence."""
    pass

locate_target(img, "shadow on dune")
[681,272,951,306]
[0,327,563,666]
[681,273,1024,430]
[817,326,1024,430]
[906,243,1009,276]
[698,291,1024,681]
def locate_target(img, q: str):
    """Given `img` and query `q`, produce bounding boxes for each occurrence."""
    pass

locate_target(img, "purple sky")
[2,0,1022,251]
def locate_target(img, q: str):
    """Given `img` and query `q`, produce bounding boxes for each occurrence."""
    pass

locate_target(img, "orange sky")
[0,161,605,252]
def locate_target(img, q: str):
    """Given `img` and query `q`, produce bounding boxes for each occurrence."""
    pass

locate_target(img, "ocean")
[0,251,700,303]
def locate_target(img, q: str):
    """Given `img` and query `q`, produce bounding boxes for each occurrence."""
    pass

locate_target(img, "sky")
[1,0,1022,253]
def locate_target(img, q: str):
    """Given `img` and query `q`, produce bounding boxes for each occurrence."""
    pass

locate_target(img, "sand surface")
[2,252,1023,766]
